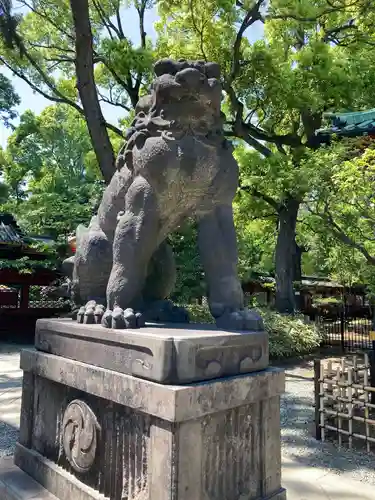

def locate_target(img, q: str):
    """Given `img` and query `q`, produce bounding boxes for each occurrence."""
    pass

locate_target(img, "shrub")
[259,307,322,359]
[185,303,322,359]
[185,303,214,324]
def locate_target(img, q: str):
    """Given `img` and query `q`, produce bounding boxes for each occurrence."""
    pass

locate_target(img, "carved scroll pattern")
[62,399,100,474]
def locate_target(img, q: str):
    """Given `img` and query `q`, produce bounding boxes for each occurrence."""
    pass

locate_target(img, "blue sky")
[0,4,264,148]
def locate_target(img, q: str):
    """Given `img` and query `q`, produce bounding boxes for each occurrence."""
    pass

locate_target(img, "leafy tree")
[156,0,375,312]
[305,137,375,290]
[0,71,19,126]
[0,104,104,238]
[0,0,155,181]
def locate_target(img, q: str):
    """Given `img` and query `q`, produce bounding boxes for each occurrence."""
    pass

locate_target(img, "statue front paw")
[76,301,145,329]
[215,308,264,331]
[77,300,106,325]
[101,307,145,329]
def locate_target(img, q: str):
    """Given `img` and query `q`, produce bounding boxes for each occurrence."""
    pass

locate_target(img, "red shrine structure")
[0,214,67,337]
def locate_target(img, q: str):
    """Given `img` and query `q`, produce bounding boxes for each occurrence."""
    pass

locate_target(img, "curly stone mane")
[116,58,228,171]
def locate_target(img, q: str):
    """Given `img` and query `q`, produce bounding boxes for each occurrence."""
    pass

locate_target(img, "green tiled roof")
[0,222,23,245]
[0,214,24,246]
[316,109,375,139]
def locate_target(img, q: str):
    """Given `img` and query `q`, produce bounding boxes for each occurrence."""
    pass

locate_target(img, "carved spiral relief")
[62,400,100,474]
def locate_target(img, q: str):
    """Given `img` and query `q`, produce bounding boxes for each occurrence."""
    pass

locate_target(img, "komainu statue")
[64,58,263,331]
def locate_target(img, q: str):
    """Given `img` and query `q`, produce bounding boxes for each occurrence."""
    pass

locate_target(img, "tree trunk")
[69,0,115,184]
[275,197,300,314]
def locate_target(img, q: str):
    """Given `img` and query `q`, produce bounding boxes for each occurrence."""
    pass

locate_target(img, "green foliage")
[2,0,375,308]
[0,256,57,273]
[0,104,104,238]
[185,303,213,324]
[259,307,322,358]
[154,0,375,313]
[302,137,375,288]
[186,303,322,358]
[0,0,154,129]
[0,72,20,126]
[168,221,205,303]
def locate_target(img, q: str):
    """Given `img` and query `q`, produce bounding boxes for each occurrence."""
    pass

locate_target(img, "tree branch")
[69,0,117,183]
[269,0,366,23]
[188,0,208,61]
[92,0,122,40]
[134,0,148,97]
[230,0,264,85]
[240,185,280,211]
[98,90,131,112]
[115,1,125,39]
[223,1,305,156]
[309,204,375,265]
[322,19,357,42]
[1,55,123,138]
[18,0,74,41]
[226,128,273,157]
[28,42,75,54]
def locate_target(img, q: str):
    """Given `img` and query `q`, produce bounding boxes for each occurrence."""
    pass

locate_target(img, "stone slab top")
[20,348,285,422]
[35,318,269,384]
[37,317,262,339]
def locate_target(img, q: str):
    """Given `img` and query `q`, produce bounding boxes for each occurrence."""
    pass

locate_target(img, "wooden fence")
[315,354,375,452]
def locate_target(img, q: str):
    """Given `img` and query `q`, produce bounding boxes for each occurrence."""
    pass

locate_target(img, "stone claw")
[101,307,145,329]
[215,308,264,332]
[76,300,106,325]
[94,304,105,324]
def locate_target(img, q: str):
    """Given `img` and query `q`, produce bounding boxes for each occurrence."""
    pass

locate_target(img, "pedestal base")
[2,451,286,500]
[14,346,286,500]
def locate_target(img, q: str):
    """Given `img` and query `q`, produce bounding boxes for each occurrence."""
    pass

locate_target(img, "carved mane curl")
[116,58,227,172]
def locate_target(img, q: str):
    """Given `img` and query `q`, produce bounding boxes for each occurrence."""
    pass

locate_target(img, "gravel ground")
[280,360,375,485]
[0,421,19,458]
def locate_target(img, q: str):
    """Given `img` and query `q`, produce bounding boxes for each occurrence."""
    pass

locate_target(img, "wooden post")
[370,305,375,405]
[20,284,30,310]
[314,359,322,440]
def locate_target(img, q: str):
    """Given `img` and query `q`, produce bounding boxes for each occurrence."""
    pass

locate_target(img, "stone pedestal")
[6,322,286,500]
[34,319,269,384]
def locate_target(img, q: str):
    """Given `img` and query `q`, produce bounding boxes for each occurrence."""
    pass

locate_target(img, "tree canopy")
[0,71,19,126]
[1,0,375,308]
[0,104,104,238]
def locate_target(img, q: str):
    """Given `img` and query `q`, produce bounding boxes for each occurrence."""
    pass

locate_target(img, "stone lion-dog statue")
[63,58,263,331]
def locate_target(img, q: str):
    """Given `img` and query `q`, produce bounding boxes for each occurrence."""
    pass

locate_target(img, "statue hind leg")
[198,204,263,331]
[72,217,112,308]
[141,241,190,323]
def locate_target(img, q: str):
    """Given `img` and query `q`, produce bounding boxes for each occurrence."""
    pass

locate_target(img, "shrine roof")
[316,109,375,140]
[0,213,55,258]
[0,214,25,246]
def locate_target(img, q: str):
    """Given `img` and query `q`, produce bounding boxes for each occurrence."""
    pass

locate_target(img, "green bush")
[185,303,214,324]
[185,303,322,359]
[258,308,322,359]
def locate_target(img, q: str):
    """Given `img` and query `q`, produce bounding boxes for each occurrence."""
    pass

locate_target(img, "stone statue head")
[148,58,223,133]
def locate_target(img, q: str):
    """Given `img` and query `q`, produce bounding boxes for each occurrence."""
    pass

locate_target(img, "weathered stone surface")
[62,58,264,332]
[35,318,269,384]
[14,349,285,500]
[20,349,283,421]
